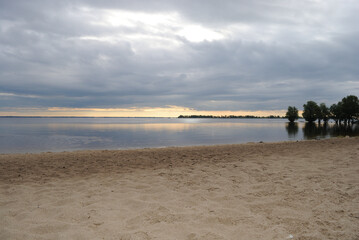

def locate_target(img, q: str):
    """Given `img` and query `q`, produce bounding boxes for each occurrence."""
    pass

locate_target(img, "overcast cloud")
[1,0,358,113]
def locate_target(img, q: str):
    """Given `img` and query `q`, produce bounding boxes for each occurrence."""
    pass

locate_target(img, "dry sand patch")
[1,138,359,239]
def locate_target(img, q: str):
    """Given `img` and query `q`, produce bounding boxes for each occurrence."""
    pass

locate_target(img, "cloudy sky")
[1,0,358,117]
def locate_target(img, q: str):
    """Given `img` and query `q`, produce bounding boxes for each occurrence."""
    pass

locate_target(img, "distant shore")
[0,116,172,118]
[1,137,358,239]
[178,114,286,118]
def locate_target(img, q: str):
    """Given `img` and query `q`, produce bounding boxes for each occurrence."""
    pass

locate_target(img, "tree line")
[286,95,359,124]
[178,115,283,119]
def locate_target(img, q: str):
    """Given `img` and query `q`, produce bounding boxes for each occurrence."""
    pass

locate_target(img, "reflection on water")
[47,123,240,132]
[285,121,359,140]
[46,121,277,132]
[303,122,329,139]
[302,122,359,139]
[0,118,358,153]
[285,122,299,138]
[47,123,195,132]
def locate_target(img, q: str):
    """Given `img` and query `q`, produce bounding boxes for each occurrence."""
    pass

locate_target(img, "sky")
[0,0,358,117]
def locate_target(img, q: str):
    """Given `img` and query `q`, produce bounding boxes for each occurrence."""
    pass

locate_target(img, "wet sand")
[1,138,359,240]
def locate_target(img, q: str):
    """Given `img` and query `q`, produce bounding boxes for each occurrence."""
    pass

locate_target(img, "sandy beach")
[1,137,358,240]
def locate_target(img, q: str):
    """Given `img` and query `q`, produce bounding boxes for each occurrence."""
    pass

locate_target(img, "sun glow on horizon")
[0,106,287,118]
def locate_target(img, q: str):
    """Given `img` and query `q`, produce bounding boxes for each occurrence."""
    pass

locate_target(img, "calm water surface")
[0,118,358,153]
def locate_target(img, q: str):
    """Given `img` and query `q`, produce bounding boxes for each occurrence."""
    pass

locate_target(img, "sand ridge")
[1,138,359,239]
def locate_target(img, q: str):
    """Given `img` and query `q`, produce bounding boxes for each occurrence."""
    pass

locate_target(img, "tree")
[285,106,299,122]
[302,101,320,123]
[330,103,343,124]
[318,103,330,124]
[341,95,359,124]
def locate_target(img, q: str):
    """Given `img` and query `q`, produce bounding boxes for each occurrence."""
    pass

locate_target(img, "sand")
[1,138,359,240]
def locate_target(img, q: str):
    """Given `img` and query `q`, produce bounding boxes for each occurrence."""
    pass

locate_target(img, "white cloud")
[81,8,228,45]
[178,25,225,42]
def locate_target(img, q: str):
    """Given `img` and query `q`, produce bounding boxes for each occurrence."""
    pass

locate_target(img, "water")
[0,117,358,153]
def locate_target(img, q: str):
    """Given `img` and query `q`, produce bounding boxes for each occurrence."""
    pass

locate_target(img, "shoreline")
[0,136,355,156]
[1,137,359,239]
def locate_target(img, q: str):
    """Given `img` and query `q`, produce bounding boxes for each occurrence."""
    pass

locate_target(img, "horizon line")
[0,115,289,118]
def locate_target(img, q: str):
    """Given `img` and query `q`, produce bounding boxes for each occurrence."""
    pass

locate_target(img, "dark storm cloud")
[0,0,358,112]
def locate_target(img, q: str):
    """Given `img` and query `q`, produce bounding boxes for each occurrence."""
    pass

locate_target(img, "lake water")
[0,117,358,153]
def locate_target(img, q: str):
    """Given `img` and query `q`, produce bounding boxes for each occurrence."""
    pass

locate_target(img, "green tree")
[285,106,299,122]
[302,101,320,123]
[341,95,359,124]
[318,103,330,124]
[330,103,343,124]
